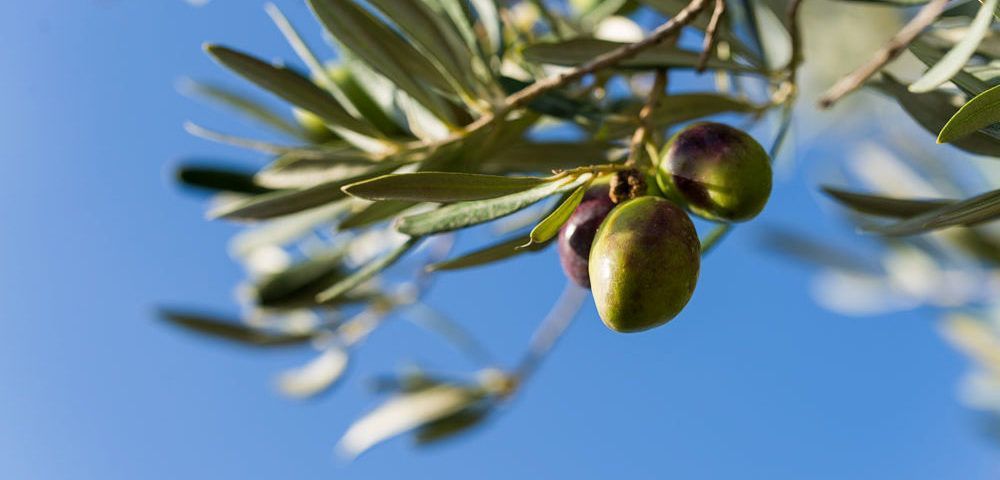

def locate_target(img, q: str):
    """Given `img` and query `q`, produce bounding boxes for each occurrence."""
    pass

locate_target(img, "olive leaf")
[522,183,589,248]
[175,163,272,195]
[830,0,929,5]
[204,45,382,139]
[480,141,621,174]
[337,384,487,458]
[253,247,349,309]
[414,405,492,445]
[160,309,316,347]
[426,234,548,272]
[872,75,1000,157]
[601,93,762,139]
[276,347,350,399]
[938,83,1000,144]
[862,188,1000,236]
[366,0,482,98]
[499,76,601,122]
[307,0,461,123]
[908,0,999,93]
[210,160,409,221]
[396,175,590,237]
[822,186,956,219]
[315,236,421,303]
[339,200,420,230]
[639,0,760,64]
[523,38,758,72]
[908,40,991,96]
[179,79,307,139]
[343,173,548,202]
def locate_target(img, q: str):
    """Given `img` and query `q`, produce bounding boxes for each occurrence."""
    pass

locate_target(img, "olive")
[656,122,772,222]
[557,184,616,288]
[589,196,700,333]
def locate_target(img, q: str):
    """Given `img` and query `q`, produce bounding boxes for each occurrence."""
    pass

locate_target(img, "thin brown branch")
[627,69,668,167]
[817,0,949,108]
[696,0,727,73]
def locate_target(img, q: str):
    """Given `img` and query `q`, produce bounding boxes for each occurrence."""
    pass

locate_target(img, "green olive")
[656,122,772,222]
[589,196,700,333]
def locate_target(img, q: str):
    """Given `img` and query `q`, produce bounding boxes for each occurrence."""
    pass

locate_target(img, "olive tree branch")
[396,0,710,155]
[696,0,727,72]
[817,0,949,108]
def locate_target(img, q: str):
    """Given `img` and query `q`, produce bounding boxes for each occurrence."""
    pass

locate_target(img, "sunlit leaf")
[344,173,547,202]
[938,84,1000,144]
[426,234,549,272]
[873,75,1000,157]
[276,347,350,398]
[396,175,589,236]
[204,45,381,138]
[523,183,588,247]
[480,141,621,174]
[160,309,315,347]
[337,384,486,458]
[908,40,990,96]
[307,0,460,123]
[909,0,999,93]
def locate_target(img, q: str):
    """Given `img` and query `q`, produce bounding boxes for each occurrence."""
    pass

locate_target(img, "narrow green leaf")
[211,160,408,221]
[602,93,762,139]
[307,0,459,123]
[254,248,347,309]
[523,183,588,247]
[938,83,1000,144]
[499,76,601,121]
[830,0,928,5]
[426,234,549,272]
[179,79,306,138]
[863,188,1000,236]
[822,186,956,218]
[415,405,492,445]
[160,309,314,347]
[480,141,622,174]
[344,172,547,202]
[523,38,758,72]
[366,0,480,97]
[316,237,421,303]
[908,40,990,96]
[339,200,420,230]
[396,175,588,236]
[175,163,272,195]
[204,44,381,138]
[909,0,999,93]
[873,75,1000,156]
[469,0,502,56]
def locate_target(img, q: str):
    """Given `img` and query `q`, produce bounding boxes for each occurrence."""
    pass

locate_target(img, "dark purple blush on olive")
[557,185,615,288]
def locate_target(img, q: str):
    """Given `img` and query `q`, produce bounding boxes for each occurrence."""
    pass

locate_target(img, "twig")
[700,224,732,255]
[817,0,949,108]
[396,0,709,154]
[785,0,805,87]
[697,0,727,73]
[514,283,589,380]
[627,69,668,167]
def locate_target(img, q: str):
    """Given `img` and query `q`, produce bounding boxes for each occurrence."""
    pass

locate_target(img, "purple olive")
[557,184,616,288]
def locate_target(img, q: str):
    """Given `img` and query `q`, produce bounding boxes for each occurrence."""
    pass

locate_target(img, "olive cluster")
[557,122,772,333]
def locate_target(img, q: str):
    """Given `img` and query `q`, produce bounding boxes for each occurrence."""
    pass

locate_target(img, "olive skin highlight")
[589,196,700,333]
[656,122,772,222]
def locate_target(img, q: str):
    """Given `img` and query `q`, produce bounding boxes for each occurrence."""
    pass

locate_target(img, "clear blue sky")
[2,1,998,478]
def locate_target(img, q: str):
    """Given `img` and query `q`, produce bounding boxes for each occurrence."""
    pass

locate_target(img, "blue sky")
[1,1,998,478]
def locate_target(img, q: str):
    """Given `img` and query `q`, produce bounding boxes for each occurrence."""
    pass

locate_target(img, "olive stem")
[627,69,667,169]
[817,0,949,108]
[513,283,589,381]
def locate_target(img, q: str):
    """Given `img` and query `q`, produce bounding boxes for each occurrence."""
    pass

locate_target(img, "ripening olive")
[656,122,772,222]
[589,196,700,333]
[557,184,616,288]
